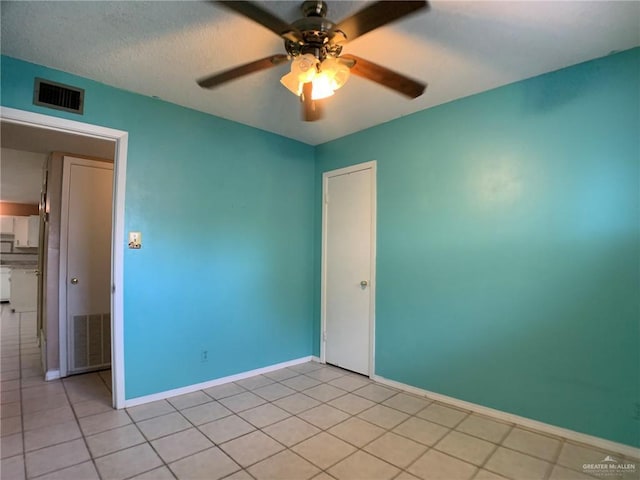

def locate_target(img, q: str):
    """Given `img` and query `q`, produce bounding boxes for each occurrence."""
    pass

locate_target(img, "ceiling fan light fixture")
[280,54,350,100]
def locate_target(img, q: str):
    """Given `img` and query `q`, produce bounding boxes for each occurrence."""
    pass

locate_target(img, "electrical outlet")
[201,350,208,363]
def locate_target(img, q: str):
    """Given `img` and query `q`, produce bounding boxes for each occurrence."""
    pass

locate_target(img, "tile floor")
[1,305,637,480]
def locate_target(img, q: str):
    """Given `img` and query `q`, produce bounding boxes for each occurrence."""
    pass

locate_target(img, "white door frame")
[320,160,377,376]
[1,106,128,409]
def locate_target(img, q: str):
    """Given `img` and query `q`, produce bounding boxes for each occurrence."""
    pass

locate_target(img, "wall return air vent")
[33,78,84,114]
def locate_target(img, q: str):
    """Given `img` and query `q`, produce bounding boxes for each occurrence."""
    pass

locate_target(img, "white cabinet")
[14,215,39,248]
[0,216,15,234]
[0,267,10,302]
[9,268,37,312]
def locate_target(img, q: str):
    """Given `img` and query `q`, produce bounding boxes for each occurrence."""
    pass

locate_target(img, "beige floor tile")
[365,431,428,468]
[303,384,347,402]
[248,449,320,480]
[1,432,23,458]
[25,438,90,478]
[393,417,450,446]
[136,411,192,440]
[288,362,324,374]
[22,392,69,414]
[328,417,385,448]
[556,442,616,471]
[455,415,511,443]
[435,430,496,466]
[328,375,371,392]
[1,415,22,436]
[238,403,291,428]
[20,382,64,401]
[235,375,275,391]
[168,391,213,410]
[311,473,336,480]
[130,465,176,479]
[298,404,350,430]
[274,392,321,414]
[0,454,25,480]
[23,405,75,431]
[203,382,247,400]
[95,443,163,480]
[263,367,302,382]
[224,468,255,479]
[1,401,20,418]
[219,391,267,413]
[79,409,132,436]
[1,388,19,404]
[263,416,321,447]
[151,427,214,463]
[306,368,348,382]
[395,471,421,480]
[548,465,595,480]
[281,374,323,391]
[352,384,397,402]
[1,379,20,392]
[253,382,296,401]
[502,427,561,461]
[292,432,357,469]
[24,419,82,452]
[220,430,284,467]
[383,392,431,414]
[328,451,400,480]
[416,403,468,428]
[169,447,241,480]
[199,414,256,444]
[35,460,100,480]
[71,398,113,418]
[86,423,146,457]
[328,393,376,415]
[484,446,550,480]
[181,400,233,425]
[409,449,477,480]
[358,404,409,429]
[127,399,176,422]
[473,469,509,480]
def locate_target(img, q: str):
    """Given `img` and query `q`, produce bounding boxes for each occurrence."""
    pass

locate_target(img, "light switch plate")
[128,231,142,249]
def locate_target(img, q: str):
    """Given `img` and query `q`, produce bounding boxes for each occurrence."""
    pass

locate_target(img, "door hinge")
[323,331,327,341]
[112,284,116,293]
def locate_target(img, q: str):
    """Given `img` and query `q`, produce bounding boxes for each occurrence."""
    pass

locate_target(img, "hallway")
[1,304,111,478]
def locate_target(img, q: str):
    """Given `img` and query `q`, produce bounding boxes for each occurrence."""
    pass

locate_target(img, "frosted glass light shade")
[280,54,350,100]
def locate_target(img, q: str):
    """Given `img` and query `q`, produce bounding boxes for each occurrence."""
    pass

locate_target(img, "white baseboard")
[372,375,640,460]
[123,356,316,408]
[45,370,60,381]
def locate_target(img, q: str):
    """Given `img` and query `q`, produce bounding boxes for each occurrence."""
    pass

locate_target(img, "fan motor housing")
[284,1,344,60]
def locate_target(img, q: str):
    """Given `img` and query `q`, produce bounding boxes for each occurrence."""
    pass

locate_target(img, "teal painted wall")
[1,56,316,399]
[315,48,640,447]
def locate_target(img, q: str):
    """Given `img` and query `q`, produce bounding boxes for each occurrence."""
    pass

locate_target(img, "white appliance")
[0,267,10,302]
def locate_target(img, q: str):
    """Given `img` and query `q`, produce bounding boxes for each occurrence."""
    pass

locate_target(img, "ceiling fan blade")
[341,54,426,98]
[334,1,428,43]
[216,1,303,43]
[197,54,289,89]
[302,82,322,122]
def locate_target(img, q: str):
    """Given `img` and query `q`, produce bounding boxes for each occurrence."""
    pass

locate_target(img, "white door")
[322,162,376,376]
[62,156,113,375]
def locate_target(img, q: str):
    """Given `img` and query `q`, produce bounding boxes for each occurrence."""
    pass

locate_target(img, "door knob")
[360,280,368,287]
[70,277,79,285]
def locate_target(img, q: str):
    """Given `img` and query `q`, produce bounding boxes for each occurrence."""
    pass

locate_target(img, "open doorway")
[0,107,128,408]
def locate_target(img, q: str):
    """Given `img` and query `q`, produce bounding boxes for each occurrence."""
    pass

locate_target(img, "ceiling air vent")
[33,78,84,114]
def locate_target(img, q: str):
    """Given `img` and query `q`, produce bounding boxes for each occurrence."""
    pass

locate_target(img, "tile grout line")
[58,372,105,480]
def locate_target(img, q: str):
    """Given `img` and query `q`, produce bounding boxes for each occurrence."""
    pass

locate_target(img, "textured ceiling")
[1,1,639,145]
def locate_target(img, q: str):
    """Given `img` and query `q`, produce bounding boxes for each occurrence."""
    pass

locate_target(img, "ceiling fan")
[197,0,429,121]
